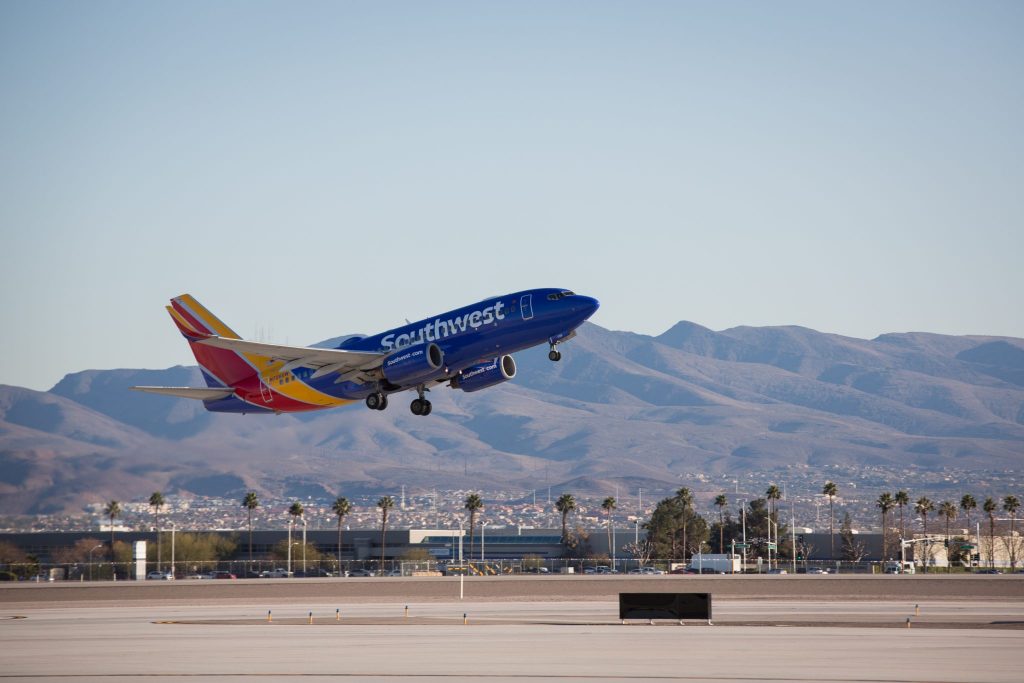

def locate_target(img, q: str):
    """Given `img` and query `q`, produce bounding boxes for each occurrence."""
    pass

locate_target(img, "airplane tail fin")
[167,294,262,388]
[166,294,241,341]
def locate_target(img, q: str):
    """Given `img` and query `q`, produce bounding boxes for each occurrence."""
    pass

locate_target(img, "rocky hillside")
[2,321,1022,513]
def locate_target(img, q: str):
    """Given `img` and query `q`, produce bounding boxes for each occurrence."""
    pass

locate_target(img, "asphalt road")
[2,574,1022,607]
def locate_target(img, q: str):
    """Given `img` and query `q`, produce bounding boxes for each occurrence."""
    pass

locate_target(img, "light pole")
[87,544,103,581]
[791,498,797,574]
[170,523,176,579]
[302,517,307,574]
[740,500,747,572]
[287,518,293,575]
[481,522,487,562]
[612,521,616,571]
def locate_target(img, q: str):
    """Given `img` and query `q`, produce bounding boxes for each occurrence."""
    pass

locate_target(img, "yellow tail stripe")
[177,294,241,340]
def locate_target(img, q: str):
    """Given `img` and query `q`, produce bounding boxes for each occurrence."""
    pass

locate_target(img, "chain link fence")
[4,556,981,581]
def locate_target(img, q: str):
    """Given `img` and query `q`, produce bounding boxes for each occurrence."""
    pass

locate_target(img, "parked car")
[31,573,55,582]
[266,568,293,578]
[210,571,236,579]
[766,568,788,575]
[294,568,335,578]
[146,571,173,580]
[805,567,826,575]
[628,566,665,575]
[348,568,376,577]
[976,569,1002,575]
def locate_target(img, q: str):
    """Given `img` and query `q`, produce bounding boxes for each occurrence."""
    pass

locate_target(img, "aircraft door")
[259,378,273,403]
[520,294,533,320]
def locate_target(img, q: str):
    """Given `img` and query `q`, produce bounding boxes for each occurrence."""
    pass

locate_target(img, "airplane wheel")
[410,398,424,416]
[366,393,382,410]
[422,400,432,416]
[377,394,388,411]
[548,350,562,362]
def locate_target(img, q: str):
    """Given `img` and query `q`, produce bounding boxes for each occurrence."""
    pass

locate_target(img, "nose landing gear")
[548,343,562,362]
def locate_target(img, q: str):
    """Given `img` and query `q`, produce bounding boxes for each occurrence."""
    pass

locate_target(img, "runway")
[2,577,1022,682]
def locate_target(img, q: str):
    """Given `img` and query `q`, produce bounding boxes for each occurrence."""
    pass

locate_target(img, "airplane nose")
[576,295,600,319]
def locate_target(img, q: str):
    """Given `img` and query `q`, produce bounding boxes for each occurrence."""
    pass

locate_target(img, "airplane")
[131,288,599,416]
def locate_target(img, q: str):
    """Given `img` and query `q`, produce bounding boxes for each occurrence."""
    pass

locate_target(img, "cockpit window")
[547,290,576,301]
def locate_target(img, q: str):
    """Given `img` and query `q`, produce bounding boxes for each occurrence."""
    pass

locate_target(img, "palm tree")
[104,500,121,559]
[766,485,781,567]
[601,496,617,559]
[288,502,304,573]
[1004,495,1021,570]
[938,501,957,573]
[822,482,838,559]
[983,497,998,568]
[555,493,576,543]
[915,496,934,572]
[714,494,728,554]
[331,496,351,570]
[464,493,483,560]
[243,492,259,568]
[149,492,165,571]
[876,492,895,560]
[895,490,910,542]
[377,496,394,569]
[675,488,694,562]
[960,494,977,541]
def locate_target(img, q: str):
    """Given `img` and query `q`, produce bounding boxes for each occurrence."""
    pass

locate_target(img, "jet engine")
[382,343,445,386]
[451,355,516,393]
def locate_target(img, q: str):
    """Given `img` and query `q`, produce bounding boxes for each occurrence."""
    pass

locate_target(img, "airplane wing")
[130,386,236,400]
[197,336,386,380]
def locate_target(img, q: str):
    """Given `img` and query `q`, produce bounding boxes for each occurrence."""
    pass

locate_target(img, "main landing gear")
[365,392,388,411]
[548,343,562,362]
[410,385,432,416]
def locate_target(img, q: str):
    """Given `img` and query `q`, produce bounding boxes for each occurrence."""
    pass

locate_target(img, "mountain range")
[2,321,1023,514]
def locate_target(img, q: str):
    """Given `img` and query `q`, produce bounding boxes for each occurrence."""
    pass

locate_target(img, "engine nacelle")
[382,343,445,386]
[452,355,516,393]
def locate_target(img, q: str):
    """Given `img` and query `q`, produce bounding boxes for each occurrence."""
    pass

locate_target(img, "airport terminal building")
[2,527,995,576]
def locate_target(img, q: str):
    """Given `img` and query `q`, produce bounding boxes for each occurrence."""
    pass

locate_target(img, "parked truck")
[687,553,741,574]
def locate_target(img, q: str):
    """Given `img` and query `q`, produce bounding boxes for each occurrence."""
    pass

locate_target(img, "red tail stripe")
[171,300,214,336]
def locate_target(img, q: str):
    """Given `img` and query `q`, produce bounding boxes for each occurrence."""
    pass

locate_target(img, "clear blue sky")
[2,1,1022,390]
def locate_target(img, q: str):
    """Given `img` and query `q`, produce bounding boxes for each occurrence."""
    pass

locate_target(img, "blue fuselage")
[299,288,598,400]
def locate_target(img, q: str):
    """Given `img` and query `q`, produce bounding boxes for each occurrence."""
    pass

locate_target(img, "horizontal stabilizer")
[130,386,236,401]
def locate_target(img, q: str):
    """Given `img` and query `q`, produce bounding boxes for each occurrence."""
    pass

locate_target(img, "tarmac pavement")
[1,576,1022,682]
